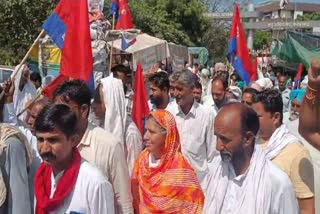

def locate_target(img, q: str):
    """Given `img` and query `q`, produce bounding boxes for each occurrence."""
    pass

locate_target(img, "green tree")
[253,31,272,50]
[296,13,320,21]
[0,0,56,65]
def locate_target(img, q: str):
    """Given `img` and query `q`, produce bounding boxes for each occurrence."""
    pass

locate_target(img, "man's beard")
[150,96,163,106]
[220,149,232,162]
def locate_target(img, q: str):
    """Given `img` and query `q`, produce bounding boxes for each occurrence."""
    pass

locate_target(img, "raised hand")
[308,59,320,90]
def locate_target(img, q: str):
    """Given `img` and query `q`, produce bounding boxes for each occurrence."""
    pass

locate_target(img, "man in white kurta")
[53,80,133,214]
[93,76,143,175]
[203,103,298,214]
[168,71,216,185]
[34,104,114,214]
[12,64,36,122]
[48,160,114,214]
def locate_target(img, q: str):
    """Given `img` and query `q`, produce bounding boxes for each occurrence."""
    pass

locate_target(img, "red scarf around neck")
[34,148,81,214]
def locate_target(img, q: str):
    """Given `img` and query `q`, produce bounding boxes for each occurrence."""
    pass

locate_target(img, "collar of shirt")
[174,101,198,118]
[228,163,249,185]
[78,123,95,146]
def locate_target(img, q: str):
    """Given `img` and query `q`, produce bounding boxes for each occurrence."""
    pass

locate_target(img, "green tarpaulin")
[271,31,320,69]
[188,47,209,65]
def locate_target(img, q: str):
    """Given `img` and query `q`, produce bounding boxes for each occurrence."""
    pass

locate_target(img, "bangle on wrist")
[307,84,318,92]
[305,85,318,105]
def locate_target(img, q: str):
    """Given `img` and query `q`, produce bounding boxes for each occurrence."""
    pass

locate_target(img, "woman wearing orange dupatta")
[131,110,204,214]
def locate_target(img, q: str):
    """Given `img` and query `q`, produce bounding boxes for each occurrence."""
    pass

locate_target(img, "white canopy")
[109,33,169,71]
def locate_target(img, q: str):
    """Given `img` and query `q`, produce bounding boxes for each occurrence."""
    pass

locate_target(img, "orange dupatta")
[131,110,204,214]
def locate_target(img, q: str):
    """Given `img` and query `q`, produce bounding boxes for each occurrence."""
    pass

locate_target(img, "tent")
[271,31,320,69]
[167,43,189,71]
[188,47,209,65]
[109,33,169,71]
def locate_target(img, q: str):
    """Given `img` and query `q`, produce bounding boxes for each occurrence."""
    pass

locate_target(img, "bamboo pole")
[16,91,42,118]
[0,29,45,101]
[108,13,116,73]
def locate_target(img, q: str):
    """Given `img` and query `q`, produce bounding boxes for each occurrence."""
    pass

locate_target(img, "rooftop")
[255,2,320,13]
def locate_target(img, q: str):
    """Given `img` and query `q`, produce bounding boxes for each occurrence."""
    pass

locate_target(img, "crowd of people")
[0,58,319,214]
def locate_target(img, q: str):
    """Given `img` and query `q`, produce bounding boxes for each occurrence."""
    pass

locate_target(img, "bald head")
[27,97,50,134]
[216,103,260,136]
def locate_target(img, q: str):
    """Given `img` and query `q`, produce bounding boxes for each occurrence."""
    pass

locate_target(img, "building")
[254,0,320,21]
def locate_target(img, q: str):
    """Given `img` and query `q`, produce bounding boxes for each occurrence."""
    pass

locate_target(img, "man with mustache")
[252,89,315,214]
[168,70,215,187]
[34,104,114,213]
[148,72,176,111]
[203,103,298,213]
[53,80,133,214]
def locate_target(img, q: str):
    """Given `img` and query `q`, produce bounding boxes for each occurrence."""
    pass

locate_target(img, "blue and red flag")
[116,0,133,30]
[110,0,119,19]
[227,4,253,85]
[121,34,137,50]
[132,63,150,135]
[42,0,93,97]
[294,63,303,89]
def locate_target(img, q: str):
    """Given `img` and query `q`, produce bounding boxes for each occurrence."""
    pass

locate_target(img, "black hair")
[30,72,42,84]
[93,84,102,104]
[243,87,258,96]
[212,74,228,90]
[194,63,199,67]
[240,104,260,136]
[252,89,283,122]
[35,104,79,138]
[148,72,170,92]
[194,80,202,91]
[111,64,130,76]
[53,80,92,108]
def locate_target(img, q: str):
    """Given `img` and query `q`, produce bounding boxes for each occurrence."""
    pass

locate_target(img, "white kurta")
[48,160,114,214]
[147,97,177,112]
[203,146,299,214]
[167,101,216,185]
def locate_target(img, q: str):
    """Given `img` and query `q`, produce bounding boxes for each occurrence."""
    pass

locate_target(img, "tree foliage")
[296,13,320,21]
[0,0,56,65]
[128,0,209,46]
[253,31,272,50]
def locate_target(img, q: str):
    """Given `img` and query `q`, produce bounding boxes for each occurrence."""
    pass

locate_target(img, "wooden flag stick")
[108,13,116,73]
[0,29,45,101]
[16,91,42,118]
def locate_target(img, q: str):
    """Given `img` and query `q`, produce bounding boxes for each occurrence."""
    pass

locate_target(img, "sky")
[253,0,320,5]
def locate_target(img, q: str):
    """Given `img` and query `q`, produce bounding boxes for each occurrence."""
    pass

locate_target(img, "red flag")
[251,56,258,81]
[116,0,133,30]
[132,63,150,135]
[294,63,303,89]
[42,74,69,99]
[42,0,93,97]
[227,4,253,85]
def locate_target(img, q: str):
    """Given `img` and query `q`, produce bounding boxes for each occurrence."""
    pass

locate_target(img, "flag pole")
[16,91,42,118]
[0,29,45,101]
[108,13,116,73]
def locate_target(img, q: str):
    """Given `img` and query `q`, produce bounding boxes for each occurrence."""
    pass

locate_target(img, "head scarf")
[251,78,273,92]
[12,64,37,121]
[131,110,204,213]
[214,62,227,72]
[290,89,306,104]
[228,86,242,101]
[100,76,127,143]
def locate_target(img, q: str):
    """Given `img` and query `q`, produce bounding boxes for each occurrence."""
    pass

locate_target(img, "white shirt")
[203,147,299,214]
[202,95,217,116]
[167,101,216,184]
[147,97,177,112]
[48,160,115,214]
